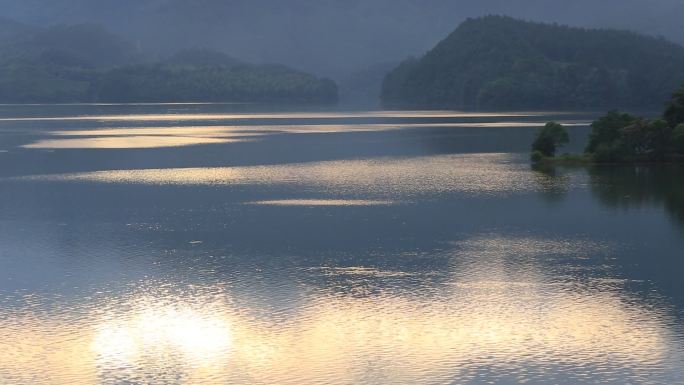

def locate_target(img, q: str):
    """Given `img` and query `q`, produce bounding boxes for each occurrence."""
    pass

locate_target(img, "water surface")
[0,104,683,384]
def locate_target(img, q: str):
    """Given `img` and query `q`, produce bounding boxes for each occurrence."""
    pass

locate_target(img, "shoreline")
[536,153,684,166]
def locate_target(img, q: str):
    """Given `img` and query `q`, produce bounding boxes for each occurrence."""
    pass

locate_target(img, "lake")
[0,104,683,385]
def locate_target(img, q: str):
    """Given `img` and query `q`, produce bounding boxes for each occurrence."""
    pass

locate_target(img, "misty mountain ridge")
[0,20,338,104]
[1,0,684,82]
[2,11,684,107]
[166,48,242,68]
[6,23,141,68]
[382,16,684,109]
[0,21,238,69]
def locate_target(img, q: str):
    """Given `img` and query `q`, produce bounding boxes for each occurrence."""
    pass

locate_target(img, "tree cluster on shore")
[532,85,684,163]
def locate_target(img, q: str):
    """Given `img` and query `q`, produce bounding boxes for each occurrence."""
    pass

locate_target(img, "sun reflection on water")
[15,154,568,197]
[18,118,589,149]
[22,135,244,149]
[0,110,551,122]
[1,236,683,384]
[92,304,233,366]
[246,199,396,206]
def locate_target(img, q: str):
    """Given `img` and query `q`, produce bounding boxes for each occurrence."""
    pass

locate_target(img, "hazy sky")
[1,0,683,78]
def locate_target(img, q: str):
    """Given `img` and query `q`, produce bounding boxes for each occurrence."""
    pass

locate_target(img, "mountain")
[0,21,338,104]
[1,0,684,82]
[165,48,242,68]
[0,22,142,102]
[7,23,141,68]
[2,1,684,105]
[381,16,684,109]
[91,64,338,104]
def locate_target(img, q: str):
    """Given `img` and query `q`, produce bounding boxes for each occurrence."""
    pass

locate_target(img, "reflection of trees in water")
[531,163,573,203]
[587,165,684,314]
[532,163,684,227]
[532,163,684,310]
[588,165,684,226]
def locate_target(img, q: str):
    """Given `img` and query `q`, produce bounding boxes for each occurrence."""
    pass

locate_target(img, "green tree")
[647,119,673,158]
[585,111,639,154]
[665,85,684,127]
[531,121,569,158]
[620,119,672,159]
[673,124,684,154]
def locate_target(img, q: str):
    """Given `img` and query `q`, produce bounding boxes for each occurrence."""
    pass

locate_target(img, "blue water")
[0,104,682,384]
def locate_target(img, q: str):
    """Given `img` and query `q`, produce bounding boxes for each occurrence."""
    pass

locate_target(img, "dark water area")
[0,104,683,384]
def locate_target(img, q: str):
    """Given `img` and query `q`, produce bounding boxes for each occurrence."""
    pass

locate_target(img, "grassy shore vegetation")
[532,85,684,164]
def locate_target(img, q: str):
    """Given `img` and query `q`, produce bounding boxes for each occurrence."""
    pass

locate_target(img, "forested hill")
[0,21,338,104]
[381,16,684,110]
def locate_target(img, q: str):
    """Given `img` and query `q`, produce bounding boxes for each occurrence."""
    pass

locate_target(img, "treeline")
[382,16,684,109]
[93,64,338,104]
[532,85,684,162]
[585,85,684,162]
[0,23,338,104]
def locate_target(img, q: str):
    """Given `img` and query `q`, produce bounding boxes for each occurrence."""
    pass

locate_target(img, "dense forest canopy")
[533,87,684,163]
[2,1,684,104]
[0,21,338,104]
[382,16,684,109]
[93,65,338,104]
[583,88,684,162]
[2,0,684,81]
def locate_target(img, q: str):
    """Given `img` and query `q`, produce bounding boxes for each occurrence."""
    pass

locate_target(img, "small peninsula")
[532,85,684,163]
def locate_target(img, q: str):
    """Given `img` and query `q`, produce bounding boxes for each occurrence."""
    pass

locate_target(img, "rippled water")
[1,104,683,384]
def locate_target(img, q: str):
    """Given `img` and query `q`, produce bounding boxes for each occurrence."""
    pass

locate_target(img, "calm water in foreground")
[0,104,683,384]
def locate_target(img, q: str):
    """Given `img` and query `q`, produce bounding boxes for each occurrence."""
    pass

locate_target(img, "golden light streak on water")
[14,154,572,197]
[18,119,589,149]
[0,111,552,122]
[21,136,245,149]
[45,122,588,137]
[91,305,233,364]
[246,199,396,206]
[0,261,679,384]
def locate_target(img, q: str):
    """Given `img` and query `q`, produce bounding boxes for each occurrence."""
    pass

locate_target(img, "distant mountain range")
[2,0,683,80]
[382,16,684,109]
[2,10,684,107]
[0,21,337,104]
[0,22,140,68]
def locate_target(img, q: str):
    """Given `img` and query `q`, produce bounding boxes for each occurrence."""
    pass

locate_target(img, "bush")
[646,119,673,159]
[593,142,624,163]
[619,118,672,158]
[573,85,684,162]
[531,121,569,157]
[585,110,639,154]
[673,124,684,154]
[665,86,684,127]
[530,150,545,163]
